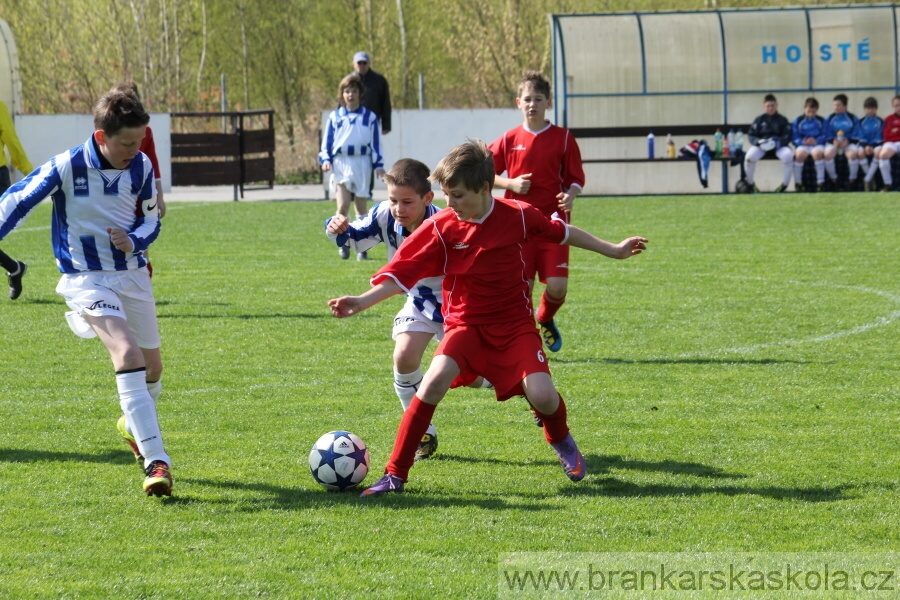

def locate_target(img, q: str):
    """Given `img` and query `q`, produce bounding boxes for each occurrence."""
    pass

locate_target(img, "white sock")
[745,160,757,184]
[880,158,893,185]
[815,160,826,184]
[865,158,879,182]
[117,370,169,468]
[147,379,162,402]
[793,161,805,183]
[394,368,422,410]
[782,162,794,186]
[824,158,837,181]
[849,158,859,181]
[394,368,436,436]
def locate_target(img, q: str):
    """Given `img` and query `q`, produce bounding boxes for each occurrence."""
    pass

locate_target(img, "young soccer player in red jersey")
[489,71,585,353]
[328,139,647,497]
[876,95,900,191]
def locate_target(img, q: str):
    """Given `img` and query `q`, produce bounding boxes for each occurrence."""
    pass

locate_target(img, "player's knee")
[393,353,421,375]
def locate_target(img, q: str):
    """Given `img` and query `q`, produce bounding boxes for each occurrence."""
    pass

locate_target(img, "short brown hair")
[804,97,819,110]
[112,80,142,101]
[429,139,495,193]
[833,93,848,106]
[338,74,365,107]
[518,70,551,98]
[384,158,432,196]
[864,96,878,109]
[93,89,150,136]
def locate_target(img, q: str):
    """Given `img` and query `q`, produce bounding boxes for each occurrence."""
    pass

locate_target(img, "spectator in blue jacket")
[792,97,827,192]
[823,94,862,189]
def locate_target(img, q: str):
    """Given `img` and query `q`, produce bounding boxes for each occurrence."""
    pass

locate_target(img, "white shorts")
[745,144,794,164]
[795,144,825,156]
[392,297,444,342]
[825,142,859,154]
[56,269,161,348]
[880,141,900,153]
[330,155,372,198]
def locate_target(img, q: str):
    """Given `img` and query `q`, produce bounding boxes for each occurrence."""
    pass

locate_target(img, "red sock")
[385,395,437,481]
[536,290,566,323]
[536,394,569,444]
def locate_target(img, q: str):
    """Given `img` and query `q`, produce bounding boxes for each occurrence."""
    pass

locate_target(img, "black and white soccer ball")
[735,179,754,194]
[309,430,370,491]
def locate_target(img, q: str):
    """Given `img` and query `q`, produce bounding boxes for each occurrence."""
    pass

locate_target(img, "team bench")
[570,124,751,194]
[568,124,895,194]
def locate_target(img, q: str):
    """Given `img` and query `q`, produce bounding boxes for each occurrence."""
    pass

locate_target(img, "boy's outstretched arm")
[329,278,403,318]
[565,225,647,260]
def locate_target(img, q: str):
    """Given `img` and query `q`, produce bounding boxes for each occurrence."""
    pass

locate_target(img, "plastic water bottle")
[734,130,744,152]
[714,129,724,158]
[666,134,676,159]
[647,132,655,159]
[836,129,845,155]
[725,129,735,157]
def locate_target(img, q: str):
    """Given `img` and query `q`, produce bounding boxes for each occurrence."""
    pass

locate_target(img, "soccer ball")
[735,179,753,194]
[308,430,370,491]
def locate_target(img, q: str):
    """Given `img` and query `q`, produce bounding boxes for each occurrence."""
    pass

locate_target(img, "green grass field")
[0,193,897,598]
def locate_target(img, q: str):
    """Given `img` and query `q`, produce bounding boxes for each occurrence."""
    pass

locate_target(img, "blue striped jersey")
[0,136,159,274]
[318,105,383,169]
[325,201,443,324]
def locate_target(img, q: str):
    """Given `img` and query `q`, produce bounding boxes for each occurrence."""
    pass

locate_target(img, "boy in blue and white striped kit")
[325,158,490,460]
[0,87,173,497]
[320,73,384,260]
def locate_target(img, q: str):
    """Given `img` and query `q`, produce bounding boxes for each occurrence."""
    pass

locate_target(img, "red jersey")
[488,122,585,217]
[883,114,900,143]
[371,198,569,329]
[140,125,161,181]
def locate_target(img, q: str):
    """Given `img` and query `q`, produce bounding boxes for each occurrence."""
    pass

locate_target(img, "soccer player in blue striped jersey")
[0,88,173,496]
[325,158,490,460]
[320,73,385,260]
[858,97,884,191]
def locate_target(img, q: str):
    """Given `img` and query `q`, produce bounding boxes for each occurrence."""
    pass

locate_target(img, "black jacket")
[357,69,392,133]
[748,112,792,148]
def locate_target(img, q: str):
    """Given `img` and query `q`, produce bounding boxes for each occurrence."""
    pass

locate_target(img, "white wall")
[331,109,727,195]
[13,109,733,196]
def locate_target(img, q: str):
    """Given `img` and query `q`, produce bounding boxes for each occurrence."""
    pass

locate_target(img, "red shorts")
[436,319,551,401]
[522,239,570,284]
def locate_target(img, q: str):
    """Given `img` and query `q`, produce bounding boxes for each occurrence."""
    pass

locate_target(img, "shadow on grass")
[177,477,549,511]
[0,447,135,465]
[569,453,849,502]
[432,454,744,480]
[591,455,746,479]
[571,476,850,503]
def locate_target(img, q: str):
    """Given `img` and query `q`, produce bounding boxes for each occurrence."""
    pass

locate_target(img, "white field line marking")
[684,278,900,357]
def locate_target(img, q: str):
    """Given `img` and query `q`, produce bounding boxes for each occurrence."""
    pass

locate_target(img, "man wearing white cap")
[352,51,392,136]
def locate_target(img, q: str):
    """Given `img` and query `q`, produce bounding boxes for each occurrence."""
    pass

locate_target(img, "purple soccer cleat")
[360,473,405,497]
[550,434,586,481]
